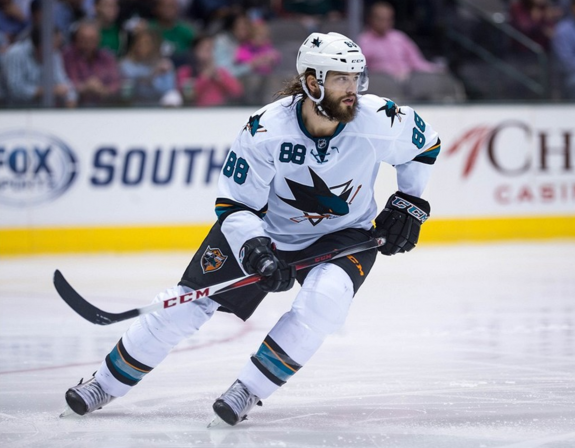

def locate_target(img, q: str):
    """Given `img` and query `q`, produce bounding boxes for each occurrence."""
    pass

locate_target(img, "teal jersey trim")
[414,138,441,165]
[215,197,267,224]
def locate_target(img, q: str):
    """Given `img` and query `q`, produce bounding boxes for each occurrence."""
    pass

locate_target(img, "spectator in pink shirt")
[358,1,445,82]
[235,19,281,76]
[63,19,121,106]
[177,34,243,107]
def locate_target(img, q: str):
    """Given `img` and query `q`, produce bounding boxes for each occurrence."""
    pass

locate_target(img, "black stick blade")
[53,270,139,325]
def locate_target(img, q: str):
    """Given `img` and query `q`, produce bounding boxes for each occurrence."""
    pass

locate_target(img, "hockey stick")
[53,237,384,326]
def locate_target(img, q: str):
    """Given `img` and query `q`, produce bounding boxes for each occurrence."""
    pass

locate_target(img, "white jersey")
[216,94,440,257]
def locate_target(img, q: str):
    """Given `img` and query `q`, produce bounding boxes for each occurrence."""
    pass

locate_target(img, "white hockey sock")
[238,358,280,400]
[96,288,219,397]
[239,264,354,399]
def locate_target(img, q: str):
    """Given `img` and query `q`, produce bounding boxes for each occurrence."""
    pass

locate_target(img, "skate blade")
[207,414,226,428]
[59,405,79,418]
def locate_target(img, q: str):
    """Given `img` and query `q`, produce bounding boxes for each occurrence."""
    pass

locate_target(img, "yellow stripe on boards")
[0,224,213,256]
[422,216,575,244]
[0,216,574,255]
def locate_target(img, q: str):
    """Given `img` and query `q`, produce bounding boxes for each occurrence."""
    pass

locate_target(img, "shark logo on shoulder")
[244,111,267,136]
[377,100,405,127]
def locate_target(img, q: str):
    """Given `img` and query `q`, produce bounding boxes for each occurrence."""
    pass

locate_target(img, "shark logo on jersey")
[244,111,267,136]
[377,100,405,127]
[278,167,359,226]
[200,246,228,274]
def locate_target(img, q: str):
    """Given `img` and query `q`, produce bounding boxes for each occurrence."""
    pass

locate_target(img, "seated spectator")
[177,34,243,107]
[1,30,10,104]
[358,1,445,82]
[116,0,155,25]
[0,0,28,42]
[119,28,179,105]
[509,0,562,51]
[279,0,344,17]
[185,0,242,33]
[14,0,41,42]
[0,35,5,104]
[95,0,126,56]
[278,0,344,31]
[213,12,252,78]
[559,0,574,14]
[63,19,121,105]
[1,29,8,52]
[235,19,280,76]
[148,0,195,66]
[55,0,88,42]
[2,26,77,107]
[12,0,33,20]
[552,0,575,98]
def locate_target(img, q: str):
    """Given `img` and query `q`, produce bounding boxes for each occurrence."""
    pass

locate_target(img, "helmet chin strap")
[300,76,336,121]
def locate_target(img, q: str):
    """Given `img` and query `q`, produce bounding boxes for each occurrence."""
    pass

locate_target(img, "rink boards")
[0,105,573,255]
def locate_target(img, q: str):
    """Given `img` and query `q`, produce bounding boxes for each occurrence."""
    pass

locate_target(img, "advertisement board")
[1,105,573,254]
[425,105,574,217]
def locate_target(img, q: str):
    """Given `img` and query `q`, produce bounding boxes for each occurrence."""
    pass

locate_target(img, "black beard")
[315,93,359,123]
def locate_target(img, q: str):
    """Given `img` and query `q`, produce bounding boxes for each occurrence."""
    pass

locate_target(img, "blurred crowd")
[511,0,575,98]
[0,0,574,108]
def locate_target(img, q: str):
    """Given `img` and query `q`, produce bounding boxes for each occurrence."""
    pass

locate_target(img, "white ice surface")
[1,242,575,448]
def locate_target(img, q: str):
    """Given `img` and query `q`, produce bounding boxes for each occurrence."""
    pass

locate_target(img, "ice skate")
[59,405,78,418]
[211,380,262,426]
[62,376,115,416]
[207,414,225,428]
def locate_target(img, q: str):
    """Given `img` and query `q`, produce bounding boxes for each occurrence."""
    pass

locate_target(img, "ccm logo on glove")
[390,197,429,223]
[374,191,431,256]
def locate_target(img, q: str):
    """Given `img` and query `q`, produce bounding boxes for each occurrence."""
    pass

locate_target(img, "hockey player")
[63,32,441,426]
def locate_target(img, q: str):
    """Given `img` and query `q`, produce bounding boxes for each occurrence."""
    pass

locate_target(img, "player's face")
[321,72,361,123]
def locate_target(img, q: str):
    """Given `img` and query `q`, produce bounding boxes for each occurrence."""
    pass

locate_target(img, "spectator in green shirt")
[148,0,195,66]
[95,0,126,56]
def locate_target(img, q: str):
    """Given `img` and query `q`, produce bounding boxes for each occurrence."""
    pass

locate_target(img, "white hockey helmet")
[296,32,369,102]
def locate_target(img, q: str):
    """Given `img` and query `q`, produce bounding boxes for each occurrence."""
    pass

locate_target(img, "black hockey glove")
[374,191,431,256]
[240,237,296,293]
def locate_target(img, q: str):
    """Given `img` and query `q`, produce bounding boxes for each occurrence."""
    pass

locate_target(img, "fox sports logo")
[0,130,78,206]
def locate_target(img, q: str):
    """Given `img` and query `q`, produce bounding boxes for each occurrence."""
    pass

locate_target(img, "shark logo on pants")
[201,246,228,274]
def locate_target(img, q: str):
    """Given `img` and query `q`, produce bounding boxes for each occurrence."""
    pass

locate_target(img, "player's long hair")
[275,69,316,105]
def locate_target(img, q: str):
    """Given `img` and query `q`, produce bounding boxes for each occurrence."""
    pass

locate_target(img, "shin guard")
[239,264,354,399]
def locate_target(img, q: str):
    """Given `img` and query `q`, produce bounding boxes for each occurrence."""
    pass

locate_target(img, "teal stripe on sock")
[253,342,298,383]
[109,345,148,383]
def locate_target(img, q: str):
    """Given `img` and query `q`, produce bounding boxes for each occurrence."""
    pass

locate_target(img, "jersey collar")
[296,99,346,142]
[296,100,345,163]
